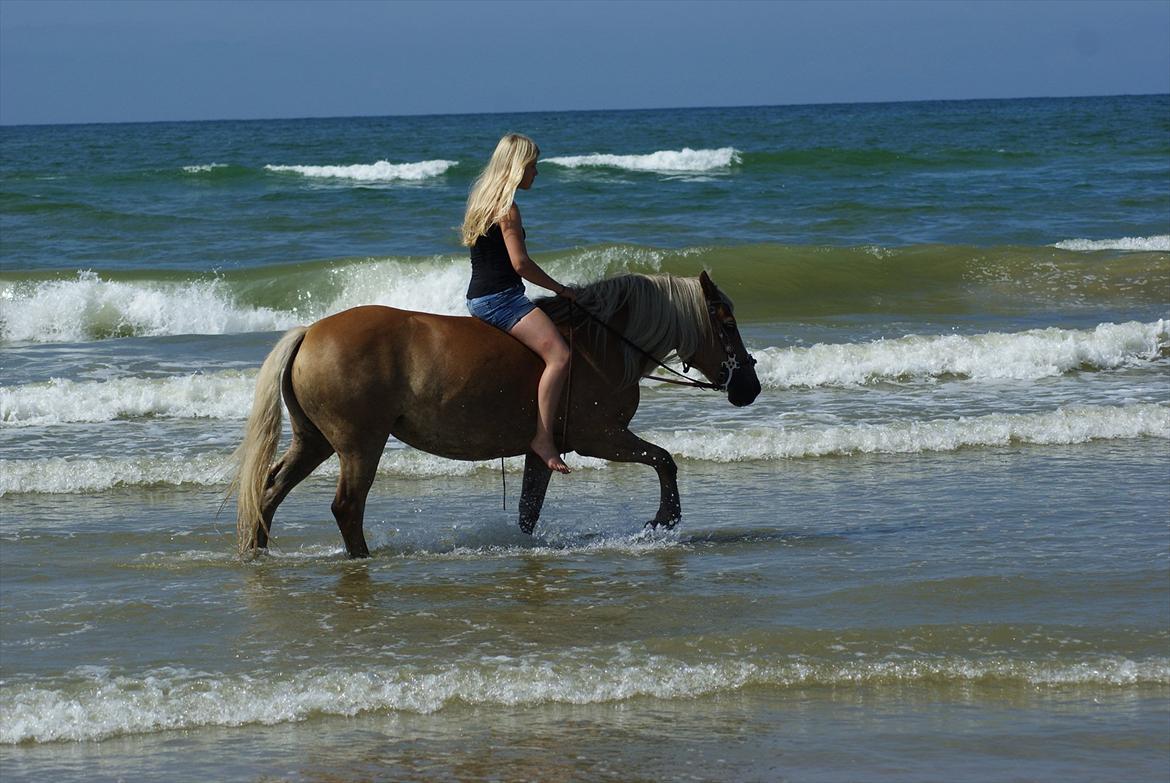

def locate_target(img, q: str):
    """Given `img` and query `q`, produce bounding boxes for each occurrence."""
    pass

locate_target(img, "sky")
[1,0,1168,125]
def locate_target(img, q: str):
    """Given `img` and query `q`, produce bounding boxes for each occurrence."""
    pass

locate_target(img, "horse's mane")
[537,274,714,386]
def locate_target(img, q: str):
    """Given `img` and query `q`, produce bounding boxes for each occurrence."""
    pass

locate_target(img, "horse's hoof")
[645,518,680,531]
[518,517,537,535]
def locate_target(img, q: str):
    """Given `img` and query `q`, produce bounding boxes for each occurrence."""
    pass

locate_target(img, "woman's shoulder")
[499,202,522,227]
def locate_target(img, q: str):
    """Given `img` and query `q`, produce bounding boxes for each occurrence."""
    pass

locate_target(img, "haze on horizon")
[1,0,1168,126]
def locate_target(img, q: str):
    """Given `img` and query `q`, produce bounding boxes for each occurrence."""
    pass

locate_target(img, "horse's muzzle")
[725,359,761,407]
[728,379,761,407]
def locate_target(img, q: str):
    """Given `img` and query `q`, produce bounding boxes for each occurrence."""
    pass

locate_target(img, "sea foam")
[4,321,1163,426]
[1052,235,1170,252]
[0,271,298,344]
[0,451,607,496]
[264,159,457,182]
[650,403,1169,462]
[1,372,258,426]
[750,320,1169,387]
[2,653,1165,743]
[181,163,228,174]
[0,248,670,344]
[544,147,741,173]
[2,404,1164,495]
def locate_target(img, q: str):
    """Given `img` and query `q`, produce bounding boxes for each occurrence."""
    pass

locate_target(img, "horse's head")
[687,271,761,407]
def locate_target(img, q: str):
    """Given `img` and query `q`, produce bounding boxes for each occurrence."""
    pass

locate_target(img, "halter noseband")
[679,301,755,392]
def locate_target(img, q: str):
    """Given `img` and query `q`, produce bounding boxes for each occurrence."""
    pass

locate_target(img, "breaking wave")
[264,159,457,182]
[751,320,1168,387]
[2,241,1166,344]
[651,403,1169,463]
[3,322,1164,427]
[1052,235,1170,252]
[1,371,258,426]
[3,653,1165,743]
[4,318,1165,423]
[0,247,674,344]
[2,405,1164,494]
[0,271,297,343]
[544,147,741,172]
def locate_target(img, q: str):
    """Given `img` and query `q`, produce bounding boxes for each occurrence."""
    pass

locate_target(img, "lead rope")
[562,298,575,451]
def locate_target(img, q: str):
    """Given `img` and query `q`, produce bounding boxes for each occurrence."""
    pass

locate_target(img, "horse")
[230,270,761,558]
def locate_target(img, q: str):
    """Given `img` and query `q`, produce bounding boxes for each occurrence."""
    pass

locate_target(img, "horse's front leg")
[518,451,553,534]
[577,428,681,529]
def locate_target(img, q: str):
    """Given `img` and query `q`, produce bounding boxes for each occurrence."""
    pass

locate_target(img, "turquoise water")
[1,96,1168,781]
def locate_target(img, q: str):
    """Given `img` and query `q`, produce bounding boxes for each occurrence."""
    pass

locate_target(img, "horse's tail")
[229,326,308,557]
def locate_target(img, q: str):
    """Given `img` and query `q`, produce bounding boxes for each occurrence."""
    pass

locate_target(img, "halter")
[704,300,758,392]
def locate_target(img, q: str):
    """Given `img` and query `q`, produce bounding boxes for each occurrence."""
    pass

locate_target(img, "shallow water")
[2,97,1168,780]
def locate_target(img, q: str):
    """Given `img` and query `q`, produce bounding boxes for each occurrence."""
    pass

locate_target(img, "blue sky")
[1,0,1168,125]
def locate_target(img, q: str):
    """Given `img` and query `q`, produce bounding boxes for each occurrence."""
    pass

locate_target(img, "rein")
[567,300,724,392]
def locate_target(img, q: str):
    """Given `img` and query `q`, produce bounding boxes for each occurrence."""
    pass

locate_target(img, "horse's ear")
[699,269,718,300]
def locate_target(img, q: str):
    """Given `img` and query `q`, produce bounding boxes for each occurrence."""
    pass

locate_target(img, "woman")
[462,133,576,474]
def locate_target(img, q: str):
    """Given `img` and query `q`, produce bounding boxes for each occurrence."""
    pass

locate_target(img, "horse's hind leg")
[258,435,335,549]
[331,450,379,558]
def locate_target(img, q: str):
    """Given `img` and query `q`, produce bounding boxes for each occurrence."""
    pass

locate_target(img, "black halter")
[692,300,757,392]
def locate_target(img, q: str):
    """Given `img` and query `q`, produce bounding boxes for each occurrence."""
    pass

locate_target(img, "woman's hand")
[558,285,577,301]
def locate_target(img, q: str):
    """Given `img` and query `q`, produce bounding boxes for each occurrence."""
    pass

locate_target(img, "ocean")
[1,95,1168,782]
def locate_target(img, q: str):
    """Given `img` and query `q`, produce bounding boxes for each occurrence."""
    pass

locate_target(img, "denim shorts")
[466,284,536,333]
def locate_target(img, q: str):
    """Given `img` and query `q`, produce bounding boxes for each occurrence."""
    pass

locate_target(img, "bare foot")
[532,439,571,474]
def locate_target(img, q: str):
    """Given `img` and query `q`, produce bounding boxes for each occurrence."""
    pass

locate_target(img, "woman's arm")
[500,204,575,298]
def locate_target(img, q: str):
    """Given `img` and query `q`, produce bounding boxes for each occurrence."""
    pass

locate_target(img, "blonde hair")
[460,133,540,246]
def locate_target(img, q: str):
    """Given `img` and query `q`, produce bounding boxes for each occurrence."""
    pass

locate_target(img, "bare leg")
[509,308,571,474]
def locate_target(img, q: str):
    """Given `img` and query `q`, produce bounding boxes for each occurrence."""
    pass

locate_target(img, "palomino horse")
[231,271,760,558]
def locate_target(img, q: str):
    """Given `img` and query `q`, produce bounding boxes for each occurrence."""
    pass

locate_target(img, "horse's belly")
[391,417,530,461]
[390,387,535,461]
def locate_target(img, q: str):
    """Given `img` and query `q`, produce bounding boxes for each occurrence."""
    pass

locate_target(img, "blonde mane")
[546,274,715,386]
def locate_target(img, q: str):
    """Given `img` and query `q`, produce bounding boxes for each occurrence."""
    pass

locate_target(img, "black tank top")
[467,223,523,299]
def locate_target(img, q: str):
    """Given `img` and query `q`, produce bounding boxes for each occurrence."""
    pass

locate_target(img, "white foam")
[3,654,1164,743]
[5,320,1162,423]
[0,271,298,343]
[181,163,228,173]
[2,405,1163,494]
[265,159,457,182]
[752,320,1169,387]
[1052,235,1170,252]
[0,455,232,495]
[0,451,608,496]
[1,372,258,426]
[648,403,1170,462]
[544,147,741,173]
[0,248,669,344]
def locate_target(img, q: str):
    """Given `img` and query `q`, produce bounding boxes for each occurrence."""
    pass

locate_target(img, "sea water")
[1,96,1168,781]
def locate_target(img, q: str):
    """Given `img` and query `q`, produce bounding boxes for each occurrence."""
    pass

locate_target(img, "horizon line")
[1,92,1166,130]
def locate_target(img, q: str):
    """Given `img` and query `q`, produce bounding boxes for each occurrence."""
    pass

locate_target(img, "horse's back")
[291,305,544,458]
[301,305,473,356]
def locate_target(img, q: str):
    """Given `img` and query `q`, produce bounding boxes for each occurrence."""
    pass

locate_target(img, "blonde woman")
[462,133,576,474]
